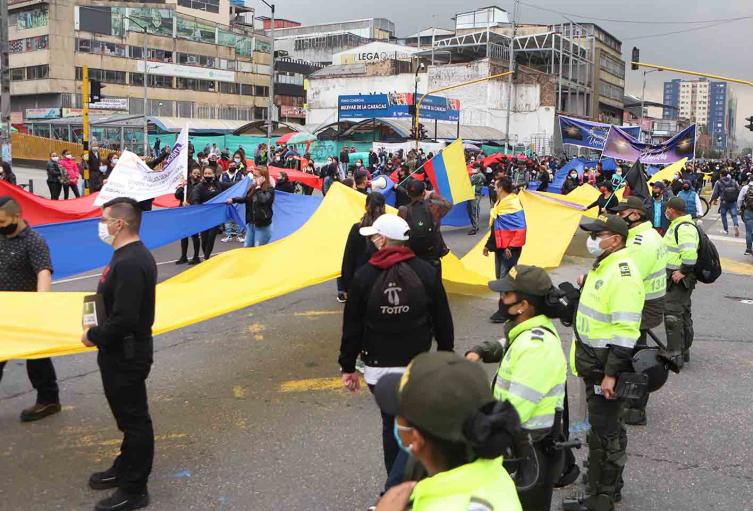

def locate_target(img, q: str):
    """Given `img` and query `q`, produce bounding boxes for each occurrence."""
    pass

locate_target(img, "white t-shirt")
[364,366,406,386]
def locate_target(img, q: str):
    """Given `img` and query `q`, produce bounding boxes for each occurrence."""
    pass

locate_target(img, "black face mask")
[498,300,523,323]
[652,191,661,198]
[0,222,18,236]
[205,177,215,184]
[682,185,690,191]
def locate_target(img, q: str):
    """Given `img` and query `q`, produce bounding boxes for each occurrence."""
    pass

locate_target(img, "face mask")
[112,158,119,164]
[201,159,208,164]
[98,221,115,245]
[99,165,107,172]
[570,173,577,178]
[205,177,215,184]
[497,300,523,323]
[652,191,661,198]
[586,235,605,257]
[51,156,59,162]
[65,154,73,160]
[234,158,241,164]
[393,420,412,453]
[616,171,622,176]
[682,185,690,191]
[665,211,672,221]
[0,222,18,236]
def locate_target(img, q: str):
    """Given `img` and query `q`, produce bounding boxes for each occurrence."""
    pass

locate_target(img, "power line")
[622,20,738,40]
[519,1,753,25]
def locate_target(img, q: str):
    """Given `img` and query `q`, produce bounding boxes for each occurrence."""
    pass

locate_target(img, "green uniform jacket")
[663,214,699,273]
[627,221,667,301]
[408,457,522,511]
[470,315,566,433]
[570,248,645,379]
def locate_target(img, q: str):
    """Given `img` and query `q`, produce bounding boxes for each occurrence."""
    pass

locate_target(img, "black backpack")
[366,262,428,334]
[722,181,740,202]
[405,202,437,259]
[674,222,721,284]
[743,186,753,212]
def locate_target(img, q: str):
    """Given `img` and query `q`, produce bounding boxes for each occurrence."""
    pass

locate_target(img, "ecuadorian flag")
[490,194,527,249]
[424,139,475,204]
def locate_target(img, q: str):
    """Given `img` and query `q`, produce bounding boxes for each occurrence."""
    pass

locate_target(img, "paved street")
[1,192,752,510]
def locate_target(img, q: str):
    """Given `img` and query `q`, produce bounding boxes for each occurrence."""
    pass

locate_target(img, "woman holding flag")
[483,177,527,323]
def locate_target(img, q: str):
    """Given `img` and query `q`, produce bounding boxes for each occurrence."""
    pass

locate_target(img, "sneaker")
[94,488,149,511]
[20,402,61,422]
[735,226,740,237]
[89,467,119,490]
[467,228,478,235]
[745,249,753,255]
[187,257,201,265]
[220,235,232,243]
[336,292,347,303]
[721,229,729,235]
[175,257,188,265]
[235,236,245,243]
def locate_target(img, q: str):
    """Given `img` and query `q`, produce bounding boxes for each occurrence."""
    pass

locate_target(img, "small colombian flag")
[424,139,475,204]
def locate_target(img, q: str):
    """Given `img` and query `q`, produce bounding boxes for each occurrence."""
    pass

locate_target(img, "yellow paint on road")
[279,376,359,393]
[721,257,753,276]
[293,310,342,317]
[247,323,266,334]
[232,385,248,398]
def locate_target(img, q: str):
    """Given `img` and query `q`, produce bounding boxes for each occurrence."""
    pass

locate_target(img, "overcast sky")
[271,0,753,149]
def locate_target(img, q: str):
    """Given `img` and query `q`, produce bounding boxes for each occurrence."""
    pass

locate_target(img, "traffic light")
[631,47,639,71]
[89,80,104,103]
[418,123,428,140]
[746,116,753,132]
[410,125,417,140]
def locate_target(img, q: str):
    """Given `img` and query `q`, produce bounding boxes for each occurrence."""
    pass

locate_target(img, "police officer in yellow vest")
[663,196,699,368]
[373,352,523,511]
[563,214,644,511]
[611,196,667,425]
[465,265,566,511]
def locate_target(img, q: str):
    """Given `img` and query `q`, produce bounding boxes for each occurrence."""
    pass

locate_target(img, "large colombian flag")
[490,193,527,248]
[424,139,475,204]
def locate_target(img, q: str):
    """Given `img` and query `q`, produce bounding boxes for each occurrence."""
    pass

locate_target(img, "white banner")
[95,126,189,206]
[372,141,447,155]
[136,61,236,83]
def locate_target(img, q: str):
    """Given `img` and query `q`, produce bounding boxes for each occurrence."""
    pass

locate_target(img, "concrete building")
[268,18,396,66]
[274,56,322,124]
[662,78,730,151]
[7,0,272,153]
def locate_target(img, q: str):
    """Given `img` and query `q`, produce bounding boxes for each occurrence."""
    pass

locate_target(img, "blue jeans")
[744,210,753,251]
[495,247,522,279]
[244,223,272,247]
[719,201,739,231]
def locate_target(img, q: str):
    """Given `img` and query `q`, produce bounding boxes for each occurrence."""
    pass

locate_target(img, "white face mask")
[586,235,605,257]
[98,221,115,246]
[99,165,107,172]
[616,171,622,176]
[51,156,59,162]
[65,154,73,160]
[234,158,241,164]
[112,158,119,164]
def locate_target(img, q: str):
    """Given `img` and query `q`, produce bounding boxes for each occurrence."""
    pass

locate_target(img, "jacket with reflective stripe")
[570,249,645,378]
[488,316,566,433]
[627,221,667,301]
[663,214,699,272]
[409,457,522,511]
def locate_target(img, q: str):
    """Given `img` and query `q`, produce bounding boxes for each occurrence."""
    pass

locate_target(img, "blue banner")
[559,116,641,150]
[338,93,460,122]
[602,125,696,164]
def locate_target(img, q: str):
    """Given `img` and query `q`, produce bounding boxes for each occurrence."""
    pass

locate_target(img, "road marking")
[232,385,248,398]
[708,234,745,244]
[293,310,341,317]
[53,259,179,285]
[721,257,753,276]
[279,376,357,393]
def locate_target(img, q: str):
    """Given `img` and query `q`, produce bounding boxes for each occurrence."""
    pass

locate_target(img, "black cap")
[374,352,493,442]
[406,179,425,197]
[610,195,646,214]
[650,181,666,190]
[488,265,553,296]
[580,213,629,238]
[666,196,686,212]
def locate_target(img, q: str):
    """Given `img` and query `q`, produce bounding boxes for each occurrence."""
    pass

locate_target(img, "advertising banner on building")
[559,115,641,150]
[25,108,60,120]
[95,126,189,206]
[338,93,460,122]
[602,124,696,164]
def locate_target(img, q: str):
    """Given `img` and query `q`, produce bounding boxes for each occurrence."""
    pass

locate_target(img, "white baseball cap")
[359,214,410,241]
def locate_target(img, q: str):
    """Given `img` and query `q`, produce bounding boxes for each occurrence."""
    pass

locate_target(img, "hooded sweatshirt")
[338,245,454,373]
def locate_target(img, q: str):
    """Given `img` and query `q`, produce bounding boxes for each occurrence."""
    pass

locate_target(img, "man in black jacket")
[339,213,454,491]
[82,197,157,511]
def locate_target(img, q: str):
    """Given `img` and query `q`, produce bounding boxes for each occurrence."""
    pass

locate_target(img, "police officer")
[611,196,667,425]
[466,265,567,511]
[564,214,644,511]
[663,197,699,367]
[82,197,157,511]
[373,352,523,511]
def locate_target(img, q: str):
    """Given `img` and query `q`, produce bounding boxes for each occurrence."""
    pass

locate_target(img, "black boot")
[89,466,119,490]
[94,489,149,511]
[624,407,647,426]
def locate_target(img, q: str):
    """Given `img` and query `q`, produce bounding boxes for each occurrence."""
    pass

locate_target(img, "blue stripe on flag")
[494,210,527,230]
[431,154,453,201]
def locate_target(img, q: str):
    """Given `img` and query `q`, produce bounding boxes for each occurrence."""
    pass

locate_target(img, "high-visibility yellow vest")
[663,214,699,271]
[409,457,522,511]
[493,315,566,433]
[569,249,645,377]
[627,221,667,301]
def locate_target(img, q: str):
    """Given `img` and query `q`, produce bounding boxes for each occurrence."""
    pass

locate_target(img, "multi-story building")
[273,56,322,124]
[663,78,730,151]
[7,0,273,152]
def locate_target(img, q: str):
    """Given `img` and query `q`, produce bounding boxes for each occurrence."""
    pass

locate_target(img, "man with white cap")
[339,213,454,493]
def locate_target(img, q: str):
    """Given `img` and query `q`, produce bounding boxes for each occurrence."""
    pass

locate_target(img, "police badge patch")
[619,262,631,277]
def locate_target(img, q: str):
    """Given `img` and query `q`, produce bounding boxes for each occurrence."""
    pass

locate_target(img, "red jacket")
[59,157,80,183]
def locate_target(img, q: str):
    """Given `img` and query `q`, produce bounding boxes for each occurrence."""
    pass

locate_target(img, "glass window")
[33,124,51,138]
[240,84,255,96]
[236,38,253,57]
[218,82,239,94]
[128,8,174,37]
[255,39,272,54]
[12,6,49,30]
[176,16,216,44]
[178,0,220,14]
[27,65,49,80]
[218,29,237,48]
[176,77,216,92]
[255,85,269,97]
[10,68,25,81]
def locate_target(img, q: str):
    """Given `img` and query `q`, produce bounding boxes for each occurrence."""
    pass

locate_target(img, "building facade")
[7,0,272,152]
[662,78,730,151]
[274,56,321,124]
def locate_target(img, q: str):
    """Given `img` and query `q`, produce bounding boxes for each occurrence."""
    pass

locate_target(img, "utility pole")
[142,26,149,157]
[0,0,12,164]
[261,1,275,165]
[504,0,519,155]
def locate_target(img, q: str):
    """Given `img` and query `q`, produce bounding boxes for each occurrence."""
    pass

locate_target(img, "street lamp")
[260,0,275,165]
[640,68,660,142]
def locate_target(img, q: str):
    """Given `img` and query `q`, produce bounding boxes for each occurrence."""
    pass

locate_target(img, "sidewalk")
[12,165,51,198]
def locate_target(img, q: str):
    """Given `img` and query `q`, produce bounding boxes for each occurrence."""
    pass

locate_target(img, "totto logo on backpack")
[367,263,428,326]
[406,203,437,258]
[675,222,722,284]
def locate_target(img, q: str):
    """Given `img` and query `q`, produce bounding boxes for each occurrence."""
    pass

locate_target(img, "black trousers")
[98,350,154,494]
[0,358,59,404]
[367,384,399,475]
[180,234,201,260]
[47,181,62,200]
[62,183,80,199]
[200,227,218,260]
[518,437,563,511]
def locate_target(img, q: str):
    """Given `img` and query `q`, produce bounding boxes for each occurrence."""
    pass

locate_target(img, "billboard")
[559,115,641,150]
[602,125,696,164]
[338,93,460,122]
